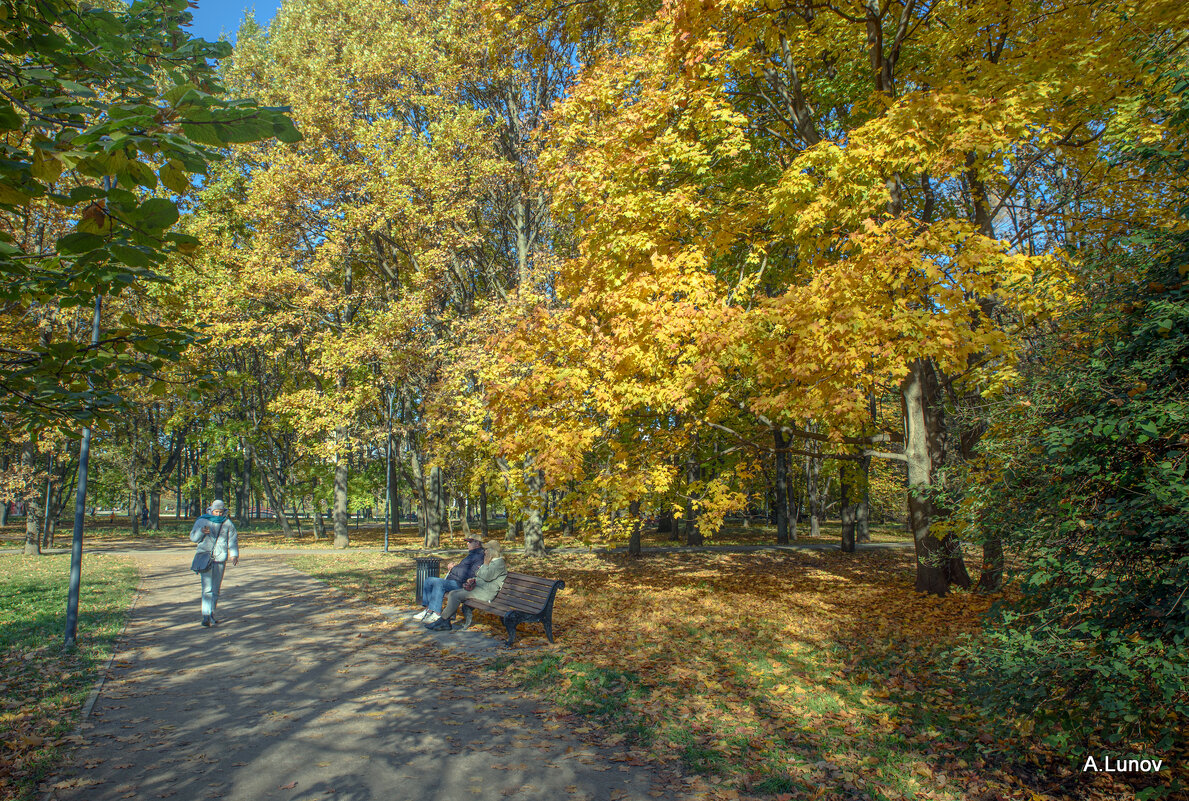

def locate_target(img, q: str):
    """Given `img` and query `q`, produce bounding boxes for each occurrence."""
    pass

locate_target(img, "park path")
[45,551,675,801]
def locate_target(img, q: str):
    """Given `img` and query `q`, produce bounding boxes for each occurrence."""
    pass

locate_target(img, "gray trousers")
[199,561,226,617]
[442,589,473,621]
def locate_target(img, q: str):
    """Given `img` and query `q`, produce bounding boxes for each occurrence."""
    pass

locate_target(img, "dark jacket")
[446,548,484,583]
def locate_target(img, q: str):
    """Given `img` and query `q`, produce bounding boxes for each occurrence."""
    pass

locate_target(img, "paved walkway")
[46,552,673,801]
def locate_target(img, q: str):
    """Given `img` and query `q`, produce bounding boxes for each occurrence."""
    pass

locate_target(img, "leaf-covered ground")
[287,549,1179,801]
[0,553,138,801]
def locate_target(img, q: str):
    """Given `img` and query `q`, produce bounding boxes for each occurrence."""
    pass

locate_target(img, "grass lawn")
[0,553,138,801]
[283,547,1174,801]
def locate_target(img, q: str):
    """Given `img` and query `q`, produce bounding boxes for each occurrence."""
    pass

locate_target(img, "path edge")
[42,560,146,801]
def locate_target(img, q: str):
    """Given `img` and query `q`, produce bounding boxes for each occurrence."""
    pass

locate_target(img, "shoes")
[425,618,452,631]
[425,612,441,624]
[201,616,211,627]
[412,609,429,621]
[209,617,218,626]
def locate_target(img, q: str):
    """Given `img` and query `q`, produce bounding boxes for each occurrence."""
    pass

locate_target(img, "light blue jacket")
[189,515,238,563]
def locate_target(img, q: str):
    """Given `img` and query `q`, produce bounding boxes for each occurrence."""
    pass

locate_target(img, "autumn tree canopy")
[0,0,1185,622]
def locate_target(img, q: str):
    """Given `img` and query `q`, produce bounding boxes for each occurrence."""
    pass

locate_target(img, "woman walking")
[189,500,239,627]
[427,540,507,631]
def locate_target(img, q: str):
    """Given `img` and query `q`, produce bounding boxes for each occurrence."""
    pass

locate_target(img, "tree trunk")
[901,359,971,595]
[214,458,226,503]
[313,505,326,541]
[458,495,471,537]
[189,445,200,520]
[978,535,1004,592]
[628,500,642,556]
[129,490,140,538]
[0,454,8,526]
[176,456,183,520]
[199,447,207,515]
[22,437,40,555]
[524,463,546,557]
[407,449,429,543]
[774,430,790,545]
[333,443,350,549]
[237,449,252,526]
[423,465,443,548]
[857,454,871,543]
[389,447,400,539]
[259,466,295,537]
[806,451,821,538]
[840,476,856,553]
[45,466,71,547]
[479,478,489,539]
[684,459,703,546]
[148,492,160,531]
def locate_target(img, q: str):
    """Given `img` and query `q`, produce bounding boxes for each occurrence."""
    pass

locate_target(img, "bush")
[962,251,1188,759]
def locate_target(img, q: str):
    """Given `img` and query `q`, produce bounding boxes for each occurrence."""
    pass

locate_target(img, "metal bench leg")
[462,607,473,629]
[503,611,526,647]
[543,616,554,643]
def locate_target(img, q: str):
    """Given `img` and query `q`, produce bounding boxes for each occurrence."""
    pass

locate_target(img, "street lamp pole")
[64,294,102,649]
[384,387,393,553]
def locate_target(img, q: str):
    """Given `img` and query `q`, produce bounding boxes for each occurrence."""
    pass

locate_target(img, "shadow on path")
[45,554,669,801]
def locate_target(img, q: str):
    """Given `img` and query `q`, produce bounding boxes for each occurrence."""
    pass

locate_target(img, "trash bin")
[414,556,440,604]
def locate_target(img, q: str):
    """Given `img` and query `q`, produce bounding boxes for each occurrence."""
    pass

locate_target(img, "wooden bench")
[460,572,565,647]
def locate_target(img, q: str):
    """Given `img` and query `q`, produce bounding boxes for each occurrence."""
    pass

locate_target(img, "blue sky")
[186,0,281,44]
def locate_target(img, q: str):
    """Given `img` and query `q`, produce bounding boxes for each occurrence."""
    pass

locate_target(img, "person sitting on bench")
[427,540,508,631]
[413,535,485,624]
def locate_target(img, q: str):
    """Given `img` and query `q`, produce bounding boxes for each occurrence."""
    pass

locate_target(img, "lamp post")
[64,294,102,650]
[384,387,394,553]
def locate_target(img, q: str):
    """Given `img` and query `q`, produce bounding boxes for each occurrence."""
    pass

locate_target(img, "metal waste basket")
[414,556,440,604]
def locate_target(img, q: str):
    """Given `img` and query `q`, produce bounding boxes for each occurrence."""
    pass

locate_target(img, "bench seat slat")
[460,572,565,647]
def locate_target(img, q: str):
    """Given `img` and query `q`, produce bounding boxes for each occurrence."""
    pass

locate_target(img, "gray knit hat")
[209,500,226,513]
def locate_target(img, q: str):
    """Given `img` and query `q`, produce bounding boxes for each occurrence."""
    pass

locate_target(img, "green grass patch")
[0,553,138,801]
[286,552,415,606]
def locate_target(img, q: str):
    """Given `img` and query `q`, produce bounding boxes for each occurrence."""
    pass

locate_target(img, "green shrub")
[962,253,1188,760]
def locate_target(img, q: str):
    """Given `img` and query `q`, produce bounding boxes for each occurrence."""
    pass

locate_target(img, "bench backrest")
[489,572,564,614]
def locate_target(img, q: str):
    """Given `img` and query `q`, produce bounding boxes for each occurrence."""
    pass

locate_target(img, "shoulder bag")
[190,520,225,573]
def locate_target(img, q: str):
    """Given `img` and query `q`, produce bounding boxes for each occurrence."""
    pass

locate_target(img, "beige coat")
[442,557,507,620]
[467,557,507,603]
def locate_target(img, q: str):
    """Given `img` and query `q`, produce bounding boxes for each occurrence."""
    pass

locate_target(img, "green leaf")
[158,159,190,194]
[168,232,201,254]
[57,232,105,254]
[273,118,303,144]
[58,79,96,98]
[135,197,179,230]
[110,243,153,268]
[0,102,22,130]
[126,159,157,189]
[180,122,223,147]
[0,184,32,205]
